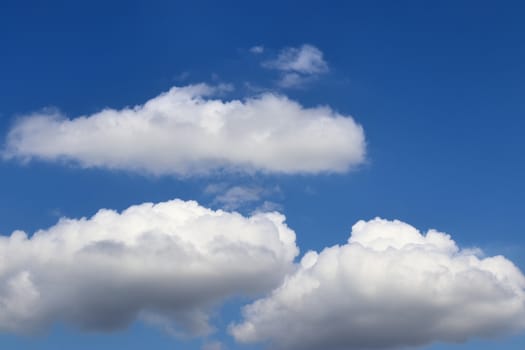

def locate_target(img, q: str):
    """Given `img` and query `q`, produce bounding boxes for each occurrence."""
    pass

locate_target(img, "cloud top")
[0,199,298,336]
[3,84,365,176]
[230,218,525,350]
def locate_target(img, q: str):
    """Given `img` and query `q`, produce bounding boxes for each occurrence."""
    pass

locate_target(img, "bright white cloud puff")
[3,84,365,176]
[230,218,525,350]
[0,199,298,336]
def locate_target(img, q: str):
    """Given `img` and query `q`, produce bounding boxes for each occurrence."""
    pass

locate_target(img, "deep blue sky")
[1,1,524,349]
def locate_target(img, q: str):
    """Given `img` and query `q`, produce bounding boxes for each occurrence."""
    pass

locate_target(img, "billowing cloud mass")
[0,199,298,335]
[231,218,525,350]
[3,84,365,176]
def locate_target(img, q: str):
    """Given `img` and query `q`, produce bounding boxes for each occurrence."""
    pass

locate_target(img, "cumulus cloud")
[263,45,329,88]
[230,218,525,350]
[3,84,365,176]
[0,199,298,336]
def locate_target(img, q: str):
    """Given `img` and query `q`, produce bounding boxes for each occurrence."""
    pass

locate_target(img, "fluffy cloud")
[230,218,525,350]
[263,45,329,88]
[0,199,298,335]
[3,84,365,176]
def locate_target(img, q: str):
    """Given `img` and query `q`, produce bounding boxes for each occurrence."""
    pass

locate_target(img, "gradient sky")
[1,1,524,349]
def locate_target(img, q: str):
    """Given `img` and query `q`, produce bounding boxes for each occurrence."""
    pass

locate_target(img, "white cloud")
[230,218,525,350]
[213,186,265,210]
[3,84,365,176]
[250,45,264,54]
[205,184,281,211]
[254,201,283,214]
[262,45,329,88]
[277,73,311,89]
[263,44,328,75]
[0,199,298,336]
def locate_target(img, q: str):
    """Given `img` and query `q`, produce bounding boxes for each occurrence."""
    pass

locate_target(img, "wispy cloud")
[249,45,264,54]
[262,44,329,88]
[205,184,281,212]
[201,340,225,350]
[263,44,328,74]
[211,186,265,210]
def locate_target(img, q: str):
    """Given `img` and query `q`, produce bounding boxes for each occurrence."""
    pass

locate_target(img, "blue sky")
[1,1,524,349]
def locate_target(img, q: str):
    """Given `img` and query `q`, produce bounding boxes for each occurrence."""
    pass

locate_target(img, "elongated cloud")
[0,199,298,335]
[3,84,365,176]
[231,218,525,350]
